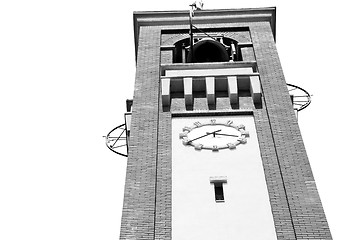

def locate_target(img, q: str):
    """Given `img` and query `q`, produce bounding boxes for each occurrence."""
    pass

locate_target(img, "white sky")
[0,0,359,239]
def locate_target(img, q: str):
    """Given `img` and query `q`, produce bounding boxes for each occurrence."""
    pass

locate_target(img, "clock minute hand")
[188,129,221,143]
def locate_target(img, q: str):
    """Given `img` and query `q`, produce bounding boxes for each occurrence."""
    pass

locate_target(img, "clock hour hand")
[187,129,221,143]
[213,132,239,137]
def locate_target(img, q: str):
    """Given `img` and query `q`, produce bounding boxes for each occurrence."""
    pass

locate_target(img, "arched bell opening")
[188,38,229,63]
[173,36,240,63]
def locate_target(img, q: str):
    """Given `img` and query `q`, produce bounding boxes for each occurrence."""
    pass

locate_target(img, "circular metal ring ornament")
[104,124,128,157]
[287,83,311,111]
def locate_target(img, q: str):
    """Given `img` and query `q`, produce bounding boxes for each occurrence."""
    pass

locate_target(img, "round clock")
[179,118,249,151]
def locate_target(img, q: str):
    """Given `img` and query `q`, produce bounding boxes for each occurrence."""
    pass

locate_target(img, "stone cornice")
[133,7,276,58]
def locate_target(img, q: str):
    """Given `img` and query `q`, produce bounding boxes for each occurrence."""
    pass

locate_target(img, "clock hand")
[206,130,237,137]
[188,129,221,143]
[213,132,239,137]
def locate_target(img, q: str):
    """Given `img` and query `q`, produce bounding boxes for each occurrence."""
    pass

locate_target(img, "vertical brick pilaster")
[254,107,297,240]
[119,26,161,240]
[154,102,172,240]
[251,22,332,240]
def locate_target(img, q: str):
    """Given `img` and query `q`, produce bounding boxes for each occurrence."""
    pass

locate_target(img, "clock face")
[179,118,249,151]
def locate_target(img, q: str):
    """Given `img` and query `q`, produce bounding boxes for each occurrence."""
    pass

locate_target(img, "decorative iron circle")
[104,124,128,157]
[287,83,311,111]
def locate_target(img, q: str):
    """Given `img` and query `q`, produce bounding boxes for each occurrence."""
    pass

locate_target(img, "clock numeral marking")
[237,124,245,130]
[179,132,188,139]
[183,126,192,132]
[240,130,250,137]
[237,137,247,144]
[194,144,203,150]
[194,121,202,127]
[227,143,236,149]
[226,120,233,126]
[212,145,219,151]
[210,119,216,125]
[182,137,190,145]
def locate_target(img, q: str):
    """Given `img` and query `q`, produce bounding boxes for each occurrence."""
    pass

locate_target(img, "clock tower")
[119,7,332,240]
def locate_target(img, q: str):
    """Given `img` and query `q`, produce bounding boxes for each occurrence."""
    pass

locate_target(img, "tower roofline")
[133,7,276,59]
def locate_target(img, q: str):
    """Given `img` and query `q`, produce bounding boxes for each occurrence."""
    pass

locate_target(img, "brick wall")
[241,47,256,61]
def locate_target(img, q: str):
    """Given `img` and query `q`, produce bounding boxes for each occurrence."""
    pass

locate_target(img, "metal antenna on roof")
[189,1,204,62]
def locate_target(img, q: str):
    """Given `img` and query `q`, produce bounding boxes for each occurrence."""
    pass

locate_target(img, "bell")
[188,38,229,63]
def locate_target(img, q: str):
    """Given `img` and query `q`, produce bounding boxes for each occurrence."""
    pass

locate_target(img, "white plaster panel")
[250,76,262,104]
[172,115,277,240]
[161,78,170,106]
[227,76,238,104]
[183,77,193,106]
[205,77,215,105]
